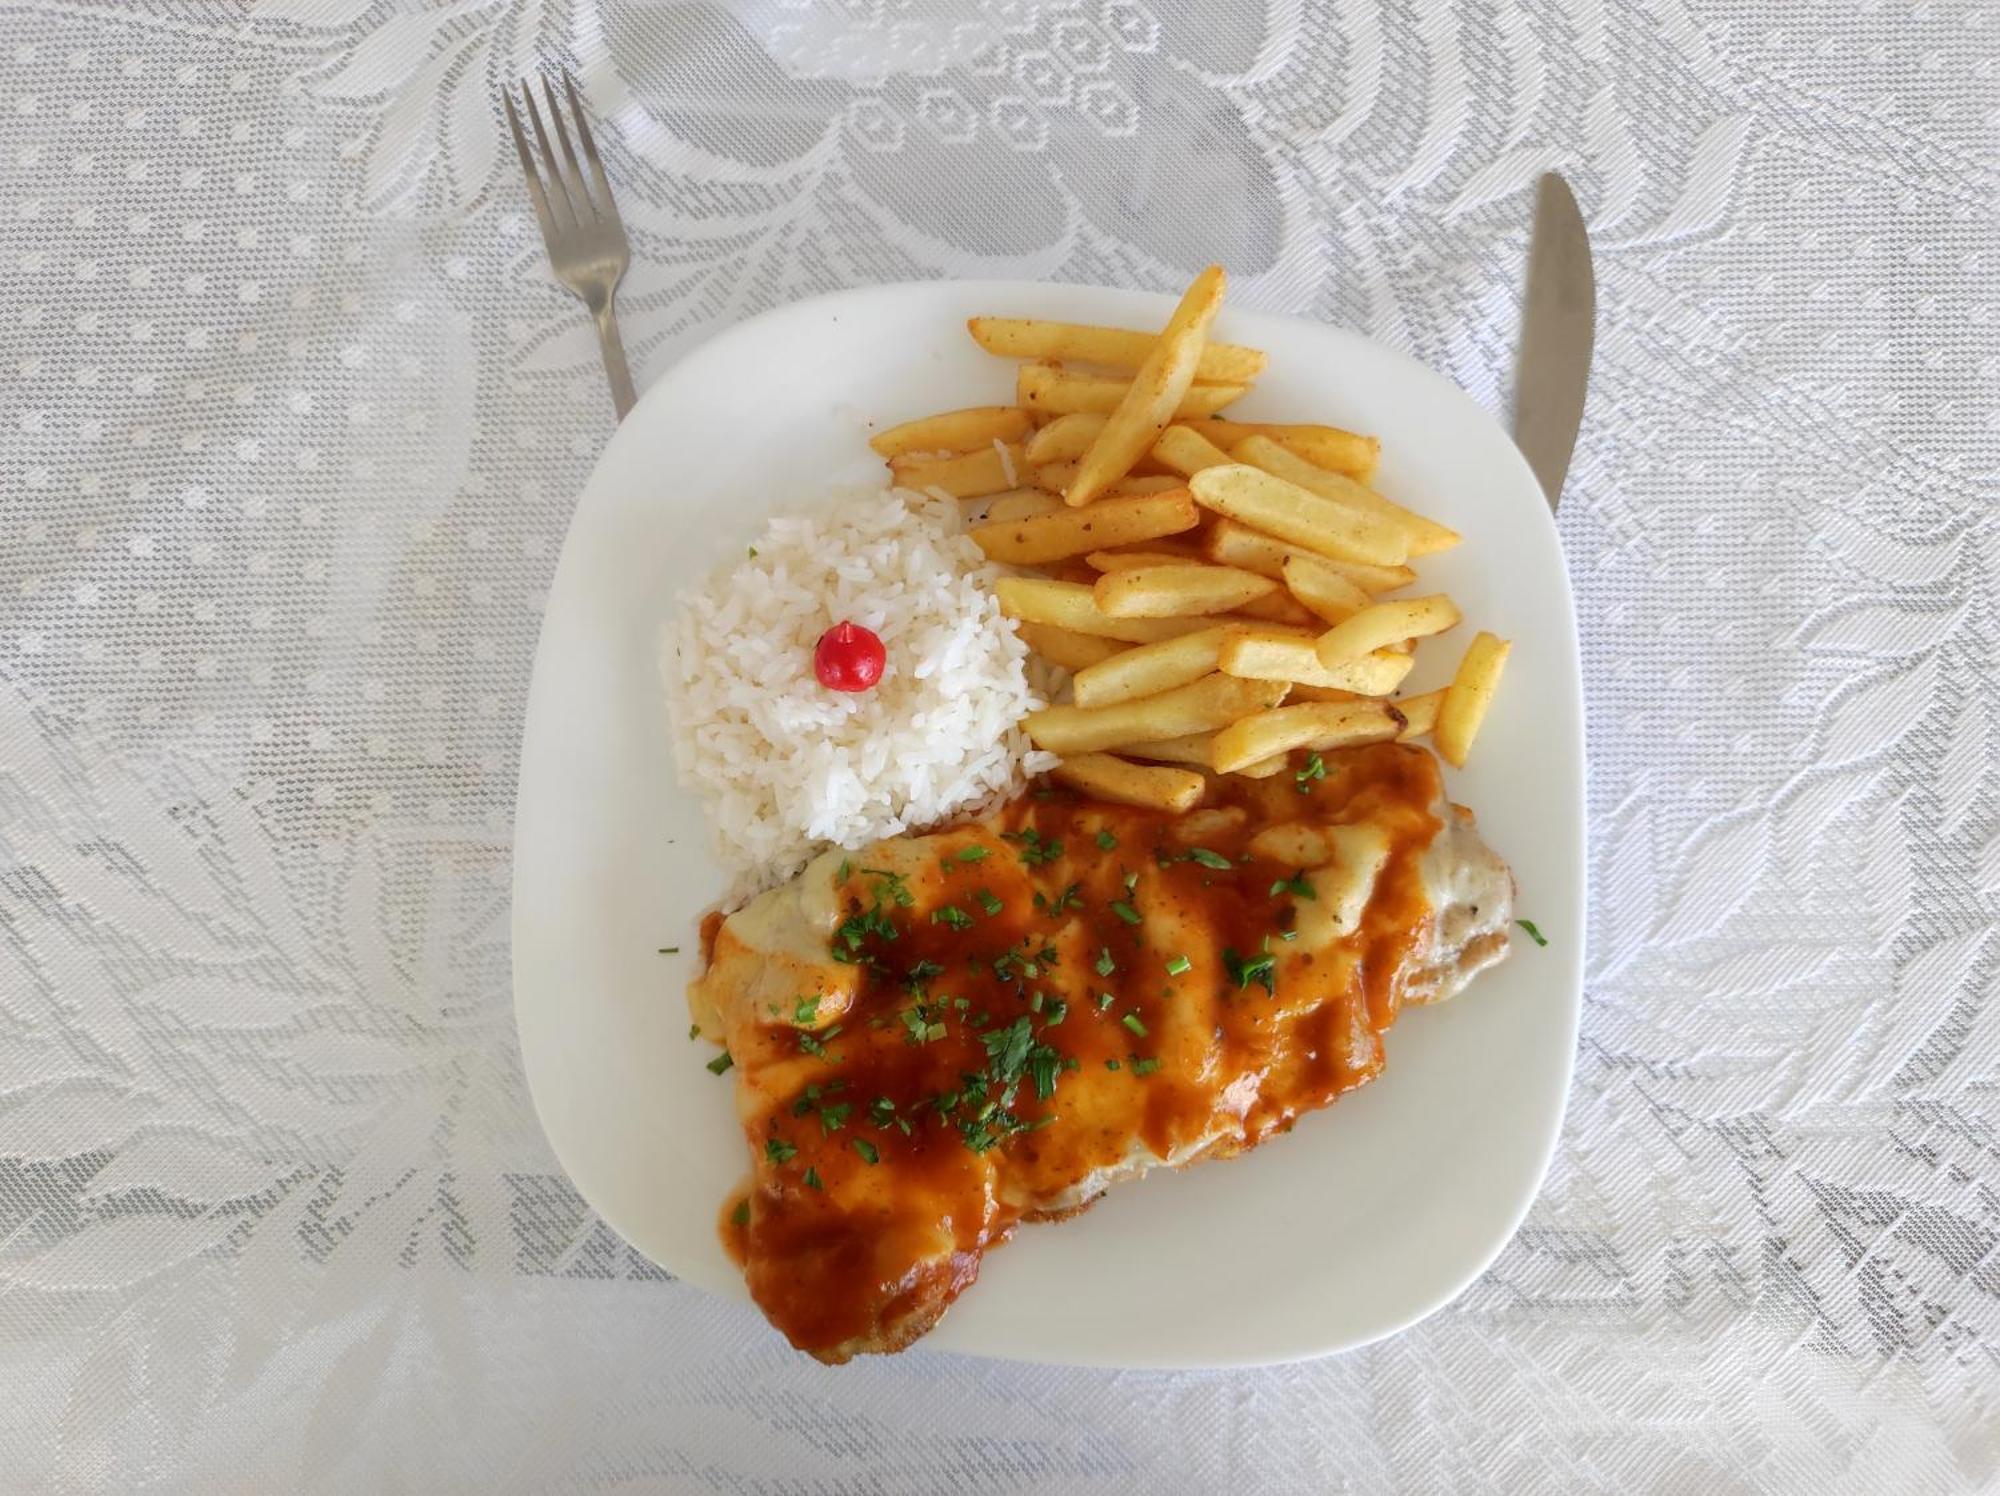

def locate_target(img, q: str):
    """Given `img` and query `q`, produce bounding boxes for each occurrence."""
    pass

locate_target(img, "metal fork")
[502,70,636,419]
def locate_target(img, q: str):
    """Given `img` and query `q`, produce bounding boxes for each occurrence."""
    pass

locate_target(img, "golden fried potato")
[1233,435,1459,556]
[870,406,1032,459]
[1050,753,1206,812]
[994,577,1216,644]
[1013,621,1125,672]
[1313,595,1461,667]
[1070,626,1236,708]
[1094,563,1278,619]
[888,444,1026,498]
[966,316,1266,382]
[969,489,1199,565]
[1435,632,1511,767]
[1202,519,1417,592]
[1024,673,1287,756]
[1216,632,1416,694]
[1211,700,1404,775]
[1189,465,1409,567]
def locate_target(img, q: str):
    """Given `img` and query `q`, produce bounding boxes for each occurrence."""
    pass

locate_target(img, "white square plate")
[511,281,1584,1368]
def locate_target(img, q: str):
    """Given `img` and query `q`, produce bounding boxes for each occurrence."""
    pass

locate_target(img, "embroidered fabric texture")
[0,2,1994,1491]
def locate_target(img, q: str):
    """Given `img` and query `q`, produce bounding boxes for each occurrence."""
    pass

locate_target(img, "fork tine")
[561,69,618,220]
[520,80,578,231]
[541,73,594,219]
[502,87,563,250]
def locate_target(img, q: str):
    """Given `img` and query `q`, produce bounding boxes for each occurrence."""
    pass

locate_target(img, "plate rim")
[511,278,1586,1369]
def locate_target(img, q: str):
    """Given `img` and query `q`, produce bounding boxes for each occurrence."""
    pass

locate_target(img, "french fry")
[889,444,1025,498]
[1281,553,1372,625]
[994,577,1216,644]
[969,489,1199,566]
[1024,673,1287,756]
[1070,626,1236,708]
[1013,621,1124,672]
[1067,266,1231,507]
[1085,542,1206,571]
[1017,363,1246,421]
[1031,460,1078,493]
[980,489,1064,523]
[1314,595,1461,667]
[1232,588,1318,627]
[1051,753,1206,813]
[1435,632,1510,767]
[1211,700,1405,775]
[967,316,1267,383]
[1151,424,1238,478]
[1233,755,1291,779]
[1120,732,1216,768]
[1025,412,1107,464]
[1105,474,1187,497]
[1218,632,1416,695]
[1095,563,1278,619]
[1286,683,1366,704]
[1232,435,1459,556]
[1189,465,1409,567]
[1203,519,1417,592]
[870,406,1032,459]
[1394,688,1445,741]
[1181,419,1380,478]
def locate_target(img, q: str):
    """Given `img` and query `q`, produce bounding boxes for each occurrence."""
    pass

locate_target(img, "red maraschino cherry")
[813,620,886,692]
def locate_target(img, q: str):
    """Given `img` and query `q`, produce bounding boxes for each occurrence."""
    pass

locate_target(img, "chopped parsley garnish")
[1110,899,1141,926]
[1120,1013,1148,1037]
[1518,919,1549,947]
[905,958,945,991]
[793,994,820,1025]
[1133,1057,1161,1076]
[832,902,898,958]
[803,1167,823,1191]
[730,1199,751,1228]
[1224,947,1277,995]
[1096,991,1115,1010]
[976,888,1004,915]
[979,1016,1035,1084]
[657,946,680,954]
[1105,1058,1122,1071]
[836,858,852,882]
[955,845,991,863]
[1094,947,1116,977]
[1184,847,1232,870]
[860,867,915,906]
[1165,954,1192,976]
[1002,827,1064,867]
[900,1005,947,1045]
[1295,753,1326,792]
[1095,828,1118,850]
[687,1023,701,1041]
[932,904,974,931]
[1034,882,1084,916]
[798,1025,843,1062]
[1028,1046,1062,1101]
[852,1138,880,1165]
[1043,997,1068,1025]
[818,1101,852,1133]
[1270,871,1315,900]
[764,1138,797,1164]
[706,1051,735,1075]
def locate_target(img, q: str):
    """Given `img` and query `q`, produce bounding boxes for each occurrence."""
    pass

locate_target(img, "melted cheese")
[696,743,1477,1361]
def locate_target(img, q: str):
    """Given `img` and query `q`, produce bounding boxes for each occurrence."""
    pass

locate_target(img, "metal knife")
[1512,172,1595,512]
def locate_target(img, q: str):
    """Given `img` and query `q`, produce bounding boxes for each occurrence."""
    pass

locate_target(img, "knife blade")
[1512,172,1595,512]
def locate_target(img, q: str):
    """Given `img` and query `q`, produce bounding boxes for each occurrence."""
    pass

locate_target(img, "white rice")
[662,486,1058,896]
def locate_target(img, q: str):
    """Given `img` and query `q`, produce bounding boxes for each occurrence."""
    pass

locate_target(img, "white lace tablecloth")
[2,2,1995,1491]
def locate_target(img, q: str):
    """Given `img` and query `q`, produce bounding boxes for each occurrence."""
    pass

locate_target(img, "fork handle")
[593,300,637,420]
